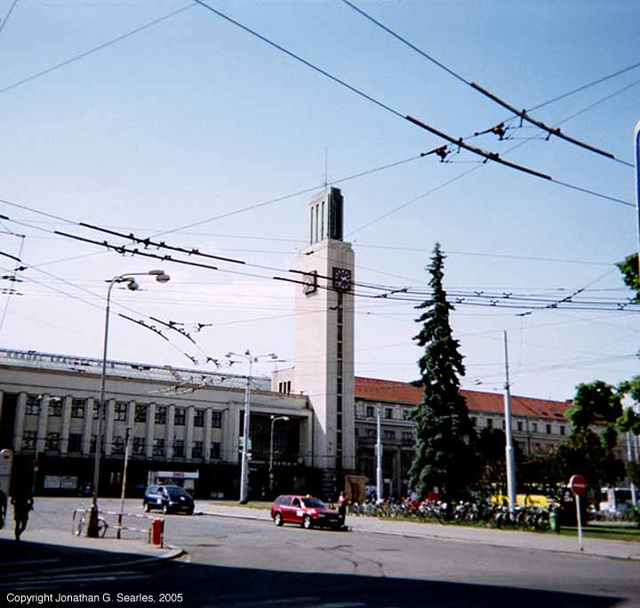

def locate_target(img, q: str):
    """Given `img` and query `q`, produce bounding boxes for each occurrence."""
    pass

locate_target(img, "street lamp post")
[87,269,170,538]
[226,350,277,505]
[269,415,289,495]
[376,406,383,503]
[116,426,132,539]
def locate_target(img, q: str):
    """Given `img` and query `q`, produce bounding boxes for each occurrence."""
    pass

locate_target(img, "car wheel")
[143,501,151,513]
[302,515,313,529]
[186,507,194,516]
[274,512,283,526]
[162,504,169,515]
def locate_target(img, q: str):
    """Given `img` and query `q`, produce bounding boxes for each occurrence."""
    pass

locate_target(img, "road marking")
[0,558,59,568]
[0,570,148,590]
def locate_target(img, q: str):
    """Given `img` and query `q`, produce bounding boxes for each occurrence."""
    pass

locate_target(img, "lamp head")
[127,279,140,291]
[149,269,170,283]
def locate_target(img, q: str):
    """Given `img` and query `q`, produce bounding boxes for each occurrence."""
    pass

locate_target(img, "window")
[192,441,203,459]
[401,431,413,444]
[153,438,165,458]
[383,430,396,440]
[531,422,538,433]
[115,403,128,422]
[366,406,375,418]
[90,434,97,454]
[486,418,494,429]
[366,429,376,438]
[517,421,523,432]
[46,432,60,452]
[25,395,40,415]
[48,400,62,417]
[210,442,221,459]
[546,424,552,434]
[22,431,36,450]
[502,420,506,430]
[174,408,186,426]
[173,439,185,458]
[112,436,125,455]
[155,406,167,425]
[68,433,82,453]
[470,416,477,427]
[278,382,292,395]
[385,408,393,420]
[194,410,205,427]
[71,399,85,418]
[135,404,147,423]
[132,437,145,456]
[560,425,566,436]
[211,411,222,428]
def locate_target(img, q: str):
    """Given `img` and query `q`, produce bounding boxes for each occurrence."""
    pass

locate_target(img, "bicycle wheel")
[98,518,109,538]
[74,514,86,536]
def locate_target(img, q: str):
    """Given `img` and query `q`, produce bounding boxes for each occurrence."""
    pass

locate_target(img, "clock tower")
[274,187,356,491]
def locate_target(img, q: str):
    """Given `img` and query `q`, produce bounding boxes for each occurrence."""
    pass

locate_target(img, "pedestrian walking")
[338,490,349,525]
[12,490,34,542]
[0,488,7,530]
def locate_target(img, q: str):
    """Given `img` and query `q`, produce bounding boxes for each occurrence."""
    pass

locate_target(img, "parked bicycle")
[73,506,109,538]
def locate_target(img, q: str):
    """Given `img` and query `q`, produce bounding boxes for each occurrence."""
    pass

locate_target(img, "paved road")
[2,498,640,607]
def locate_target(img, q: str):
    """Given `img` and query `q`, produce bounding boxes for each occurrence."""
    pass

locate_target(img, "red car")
[271,495,343,529]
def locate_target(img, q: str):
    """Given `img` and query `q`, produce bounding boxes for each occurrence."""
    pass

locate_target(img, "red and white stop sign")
[569,474,588,495]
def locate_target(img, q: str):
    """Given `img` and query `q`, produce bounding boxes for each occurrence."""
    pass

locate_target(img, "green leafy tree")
[551,381,625,494]
[409,243,480,500]
[617,377,640,488]
[616,253,639,301]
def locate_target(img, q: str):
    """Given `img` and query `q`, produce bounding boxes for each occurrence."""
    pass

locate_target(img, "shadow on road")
[0,539,625,607]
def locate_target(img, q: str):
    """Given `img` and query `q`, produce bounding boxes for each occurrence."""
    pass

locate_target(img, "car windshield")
[166,487,189,498]
[302,498,326,508]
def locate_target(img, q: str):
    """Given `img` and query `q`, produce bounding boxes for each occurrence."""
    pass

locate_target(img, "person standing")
[337,490,349,525]
[12,490,34,542]
[0,488,7,530]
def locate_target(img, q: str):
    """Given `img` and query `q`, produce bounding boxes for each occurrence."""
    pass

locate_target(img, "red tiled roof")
[355,377,572,420]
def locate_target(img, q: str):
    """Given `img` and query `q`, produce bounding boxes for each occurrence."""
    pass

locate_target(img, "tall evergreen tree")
[409,243,479,500]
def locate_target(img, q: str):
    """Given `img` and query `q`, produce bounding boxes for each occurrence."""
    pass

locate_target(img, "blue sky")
[0,0,638,401]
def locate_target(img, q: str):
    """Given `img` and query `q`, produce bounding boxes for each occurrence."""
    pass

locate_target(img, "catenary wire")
[0,3,196,96]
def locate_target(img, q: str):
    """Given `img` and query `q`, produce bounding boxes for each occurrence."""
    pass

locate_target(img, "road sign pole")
[575,494,583,552]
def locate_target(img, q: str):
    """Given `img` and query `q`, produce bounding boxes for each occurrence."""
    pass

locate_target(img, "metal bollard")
[150,518,164,547]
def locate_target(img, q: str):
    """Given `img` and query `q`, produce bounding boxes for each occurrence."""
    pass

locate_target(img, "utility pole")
[503,331,517,512]
[376,406,383,502]
[117,426,132,539]
[240,356,252,505]
[634,121,640,273]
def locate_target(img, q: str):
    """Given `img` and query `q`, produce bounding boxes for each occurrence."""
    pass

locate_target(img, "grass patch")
[556,523,640,542]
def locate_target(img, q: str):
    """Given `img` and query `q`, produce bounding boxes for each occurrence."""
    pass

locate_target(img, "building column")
[82,398,94,455]
[104,399,115,456]
[186,407,195,460]
[166,405,175,460]
[60,396,72,456]
[13,392,27,453]
[146,403,156,458]
[224,405,239,465]
[35,395,50,455]
[204,409,213,463]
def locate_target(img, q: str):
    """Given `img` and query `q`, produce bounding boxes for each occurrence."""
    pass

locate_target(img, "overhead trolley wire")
[0,3,196,96]
[192,1,545,181]
[0,0,20,37]
[342,0,629,164]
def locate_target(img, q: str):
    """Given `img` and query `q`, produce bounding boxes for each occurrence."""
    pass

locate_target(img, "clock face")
[302,271,317,295]
[332,267,352,292]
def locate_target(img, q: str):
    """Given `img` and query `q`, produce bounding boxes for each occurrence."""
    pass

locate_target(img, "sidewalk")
[199,501,640,561]
[0,527,182,582]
